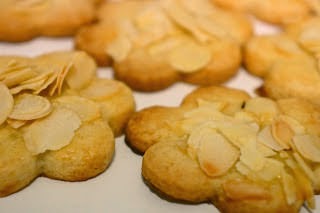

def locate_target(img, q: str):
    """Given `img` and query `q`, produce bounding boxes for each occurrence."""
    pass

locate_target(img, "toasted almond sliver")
[240,142,265,171]
[271,119,293,149]
[168,41,211,72]
[64,52,96,90]
[79,78,120,101]
[292,134,320,163]
[162,0,209,42]
[23,107,81,155]
[197,129,240,177]
[54,96,101,122]
[6,118,27,129]
[223,180,270,201]
[281,170,298,205]
[9,93,52,120]
[244,97,279,125]
[106,36,132,62]
[148,36,186,56]
[293,152,316,183]
[257,158,284,181]
[10,77,47,95]
[279,115,305,135]
[257,126,284,151]
[0,83,14,125]
[2,67,37,87]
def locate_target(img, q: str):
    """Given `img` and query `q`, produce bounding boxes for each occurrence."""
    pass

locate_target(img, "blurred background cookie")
[244,17,320,105]
[0,0,103,42]
[75,0,253,91]
[210,0,319,25]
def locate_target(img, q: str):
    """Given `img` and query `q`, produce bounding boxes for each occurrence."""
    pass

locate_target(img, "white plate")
[0,20,318,213]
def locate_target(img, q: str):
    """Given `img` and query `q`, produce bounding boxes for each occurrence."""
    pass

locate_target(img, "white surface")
[0,22,319,213]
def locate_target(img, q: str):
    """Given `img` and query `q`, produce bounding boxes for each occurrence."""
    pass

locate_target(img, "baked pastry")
[75,0,253,91]
[0,51,135,197]
[244,17,320,106]
[210,0,318,25]
[0,0,103,42]
[125,86,319,213]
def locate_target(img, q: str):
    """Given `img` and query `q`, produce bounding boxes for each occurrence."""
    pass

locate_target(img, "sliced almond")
[23,107,81,155]
[279,115,305,135]
[293,152,316,184]
[148,36,186,56]
[197,129,239,177]
[218,121,258,148]
[281,170,298,205]
[257,158,284,181]
[244,97,279,125]
[106,36,132,62]
[2,67,37,88]
[285,158,315,209]
[6,118,27,129]
[257,126,284,151]
[54,96,101,122]
[79,78,120,101]
[178,0,215,16]
[0,83,14,125]
[271,119,293,149]
[292,134,320,162]
[161,0,209,42]
[168,41,211,72]
[240,142,266,171]
[223,180,270,201]
[9,93,52,120]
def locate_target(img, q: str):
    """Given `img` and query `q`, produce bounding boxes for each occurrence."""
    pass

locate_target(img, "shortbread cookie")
[244,17,320,106]
[75,0,253,91]
[210,0,316,25]
[125,86,320,213]
[0,0,103,42]
[0,51,135,197]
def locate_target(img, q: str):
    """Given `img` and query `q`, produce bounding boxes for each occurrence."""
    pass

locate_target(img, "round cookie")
[210,0,314,25]
[125,86,320,213]
[0,0,103,42]
[75,0,253,91]
[244,17,320,106]
[0,51,135,197]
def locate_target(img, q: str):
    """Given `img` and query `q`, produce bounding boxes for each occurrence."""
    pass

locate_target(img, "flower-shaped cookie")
[125,86,320,213]
[75,0,252,91]
[0,0,103,42]
[210,0,319,25]
[244,17,320,106]
[0,51,135,197]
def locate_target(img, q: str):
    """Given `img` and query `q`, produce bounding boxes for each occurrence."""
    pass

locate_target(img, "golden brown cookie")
[126,86,320,213]
[0,51,135,197]
[210,0,315,25]
[75,0,253,91]
[0,0,103,42]
[244,17,320,106]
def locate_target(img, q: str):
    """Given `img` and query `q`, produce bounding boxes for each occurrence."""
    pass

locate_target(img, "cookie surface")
[210,0,314,25]
[0,0,102,42]
[0,51,135,197]
[126,86,320,212]
[244,17,320,105]
[75,0,252,91]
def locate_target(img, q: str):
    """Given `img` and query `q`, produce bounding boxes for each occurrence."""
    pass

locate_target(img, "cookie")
[75,0,253,91]
[0,51,135,197]
[125,86,319,213]
[244,17,320,105]
[210,0,315,25]
[0,0,103,42]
